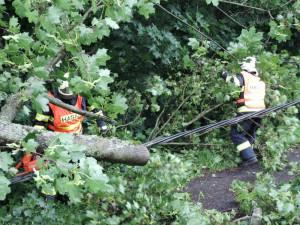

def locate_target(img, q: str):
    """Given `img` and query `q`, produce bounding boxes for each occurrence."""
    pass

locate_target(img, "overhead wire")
[143,99,300,147]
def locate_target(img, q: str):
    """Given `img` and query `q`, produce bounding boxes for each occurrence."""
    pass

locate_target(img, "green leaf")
[183,55,195,69]
[4,33,33,51]
[0,152,14,171]
[70,76,92,98]
[70,145,86,162]
[9,16,19,31]
[78,26,96,45]
[25,10,38,23]
[94,48,111,66]
[138,2,155,19]
[53,0,70,9]
[32,94,49,114]
[47,6,61,24]
[29,80,47,94]
[187,38,199,50]
[22,139,38,153]
[92,18,111,40]
[81,157,110,193]
[107,94,128,117]
[212,0,219,6]
[105,18,120,29]
[125,0,137,7]
[12,0,30,18]
[0,172,11,200]
[238,26,263,44]
[32,67,49,79]
[57,133,74,145]
[57,177,83,203]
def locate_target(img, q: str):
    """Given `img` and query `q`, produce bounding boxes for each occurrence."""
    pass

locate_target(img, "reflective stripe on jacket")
[237,71,266,113]
[47,92,84,133]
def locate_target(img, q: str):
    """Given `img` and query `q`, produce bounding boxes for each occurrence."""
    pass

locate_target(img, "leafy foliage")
[232,169,300,224]
[0,0,299,223]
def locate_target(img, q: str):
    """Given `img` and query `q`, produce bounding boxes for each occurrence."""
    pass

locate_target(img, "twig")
[218,0,295,12]
[184,103,223,127]
[153,90,196,138]
[160,142,232,146]
[216,6,247,29]
[218,0,266,11]
[270,84,289,90]
[229,216,250,225]
[116,105,145,129]
[147,108,165,141]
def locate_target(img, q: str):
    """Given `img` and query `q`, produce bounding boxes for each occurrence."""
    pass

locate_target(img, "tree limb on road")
[0,120,150,166]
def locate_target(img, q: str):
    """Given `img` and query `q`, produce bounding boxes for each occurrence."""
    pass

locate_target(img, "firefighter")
[220,57,266,167]
[33,73,107,200]
[34,73,107,133]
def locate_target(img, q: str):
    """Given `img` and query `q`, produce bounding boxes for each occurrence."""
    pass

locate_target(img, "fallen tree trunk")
[0,120,150,166]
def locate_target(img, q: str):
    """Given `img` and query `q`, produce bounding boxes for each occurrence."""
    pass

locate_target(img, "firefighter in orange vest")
[34,73,107,134]
[221,57,266,167]
[33,73,107,200]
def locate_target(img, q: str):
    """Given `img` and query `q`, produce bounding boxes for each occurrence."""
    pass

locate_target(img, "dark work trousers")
[230,113,263,161]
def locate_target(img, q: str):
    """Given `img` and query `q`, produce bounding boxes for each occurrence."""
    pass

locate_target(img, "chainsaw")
[9,153,40,185]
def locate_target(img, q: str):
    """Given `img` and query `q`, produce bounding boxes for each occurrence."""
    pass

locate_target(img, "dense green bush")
[0,0,299,223]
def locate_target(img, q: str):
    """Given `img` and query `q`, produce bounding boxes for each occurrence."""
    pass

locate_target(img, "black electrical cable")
[143,99,300,147]
[145,100,299,146]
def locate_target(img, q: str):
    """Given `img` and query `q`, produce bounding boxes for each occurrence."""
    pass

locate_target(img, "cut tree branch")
[0,120,149,166]
[46,95,116,124]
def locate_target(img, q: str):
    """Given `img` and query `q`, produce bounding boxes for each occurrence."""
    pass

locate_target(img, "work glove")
[100,126,107,133]
[99,121,107,134]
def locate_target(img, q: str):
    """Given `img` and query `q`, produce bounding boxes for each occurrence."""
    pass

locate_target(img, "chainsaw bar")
[9,172,36,185]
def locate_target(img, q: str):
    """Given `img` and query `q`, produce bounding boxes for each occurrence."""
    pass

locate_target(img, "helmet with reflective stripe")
[58,73,74,99]
[240,56,259,76]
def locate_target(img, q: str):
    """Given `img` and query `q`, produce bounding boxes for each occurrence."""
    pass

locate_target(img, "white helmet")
[58,73,74,99]
[240,56,259,76]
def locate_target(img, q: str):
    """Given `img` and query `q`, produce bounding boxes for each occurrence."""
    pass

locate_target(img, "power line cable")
[143,99,300,147]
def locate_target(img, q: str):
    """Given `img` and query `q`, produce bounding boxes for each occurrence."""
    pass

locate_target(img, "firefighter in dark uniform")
[33,73,107,200]
[221,57,266,167]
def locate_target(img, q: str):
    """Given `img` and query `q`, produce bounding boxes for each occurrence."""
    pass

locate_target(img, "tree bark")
[0,120,150,166]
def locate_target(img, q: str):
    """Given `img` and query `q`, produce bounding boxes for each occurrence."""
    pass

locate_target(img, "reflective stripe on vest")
[237,71,266,111]
[48,93,84,133]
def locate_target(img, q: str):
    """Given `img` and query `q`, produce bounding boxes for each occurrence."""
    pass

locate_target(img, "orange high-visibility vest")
[237,71,266,111]
[48,93,84,133]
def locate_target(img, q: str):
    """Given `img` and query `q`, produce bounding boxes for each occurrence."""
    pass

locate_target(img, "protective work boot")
[41,193,56,201]
[238,157,258,167]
